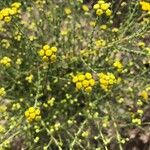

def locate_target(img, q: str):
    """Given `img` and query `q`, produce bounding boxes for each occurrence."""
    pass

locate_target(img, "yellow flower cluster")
[98,72,117,91]
[0,56,12,67]
[93,0,112,16]
[95,39,106,48]
[72,73,95,92]
[64,8,72,15]
[1,39,10,49]
[139,90,148,101]
[132,118,141,125]
[25,107,41,123]
[0,87,6,97]
[25,74,34,83]
[38,45,57,63]
[113,60,123,72]
[0,2,21,23]
[140,1,150,12]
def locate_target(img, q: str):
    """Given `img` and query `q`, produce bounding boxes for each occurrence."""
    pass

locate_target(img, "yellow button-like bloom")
[113,60,123,72]
[0,2,21,23]
[73,73,95,92]
[64,8,72,15]
[76,82,82,90]
[0,87,6,97]
[25,74,34,83]
[0,56,12,67]
[96,9,103,16]
[101,3,110,11]
[38,45,58,63]
[72,76,78,83]
[99,72,117,91]
[85,86,92,93]
[82,5,89,12]
[85,73,92,80]
[82,80,89,88]
[77,74,85,81]
[93,4,100,10]
[93,0,112,17]
[139,90,148,101]
[140,1,150,11]
[25,107,41,123]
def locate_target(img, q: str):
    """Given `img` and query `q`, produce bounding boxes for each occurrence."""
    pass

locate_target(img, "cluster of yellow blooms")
[0,2,21,23]
[25,74,34,83]
[64,7,72,15]
[140,1,150,12]
[113,60,123,72]
[25,107,41,123]
[0,56,12,67]
[0,87,6,97]
[95,39,106,48]
[1,39,10,49]
[38,45,57,63]
[72,73,95,92]
[139,90,148,101]
[93,0,112,16]
[98,72,117,91]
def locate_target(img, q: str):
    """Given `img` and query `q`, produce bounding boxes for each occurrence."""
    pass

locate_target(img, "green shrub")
[0,0,150,149]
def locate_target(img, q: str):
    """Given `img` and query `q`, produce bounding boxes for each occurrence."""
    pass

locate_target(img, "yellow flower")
[25,74,34,83]
[113,60,123,72]
[139,90,148,101]
[35,116,41,121]
[38,45,57,63]
[64,8,72,15]
[4,16,11,22]
[25,107,41,123]
[16,58,22,65]
[132,118,141,125]
[50,54,57,62]
[38,49,45,56]
[106,9,112,16]
[93,4,100,10]
[72,76,78,83]
[100,24,107,30]
[30,113,36,119]
[77,74,85,81]
[89,79,95,86]
[96,9,103,16]
[45,49,52,56]
[43,45,50,50]
[95,39,106,48]
[11,2,21,9]
[85,73,92,79]
[140,1,150,11]
[82,5,89,12]
[138,42,145,47]
[25,110,30,117]
[112,28,119,32]
[73,73,95,92]
[1,8,10,17]
[51,46,57,52]
[76,82,82,90]
[82,80,89,88]
[99,72,117,91]
[29,107,35,113]
[101,3,110,10]
[98,0,105,5]
[0,87,6,97]
[42,56,49,62]
[0,56,12,67]
[85,86,92,93]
